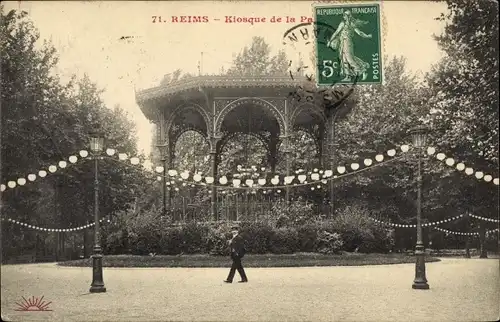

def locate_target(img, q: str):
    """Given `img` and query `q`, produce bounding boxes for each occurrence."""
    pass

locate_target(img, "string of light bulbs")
[0,148,154,193]
[151,145,411,190]
[368,214,465,228]
[0,154,84,192]
[4,144,499,193]
[469,213,499,223]
[434,227,499,236]
[1,215,112,232]
[2,144,412,192]
[426,147,499,185]
[4,144,497,233]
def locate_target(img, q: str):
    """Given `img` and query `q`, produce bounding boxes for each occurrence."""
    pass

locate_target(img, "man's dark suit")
[226,234,248,283]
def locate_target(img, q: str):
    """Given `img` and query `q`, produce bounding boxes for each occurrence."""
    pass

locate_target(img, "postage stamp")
[314,2,383,85]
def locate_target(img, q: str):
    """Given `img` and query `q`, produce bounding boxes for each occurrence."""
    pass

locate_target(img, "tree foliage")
[427,0,498,165]
[425,0,499,220]
[1,7,153,259]
[159,68,194,86]
[226,36,289,76]
[332,56,432,222]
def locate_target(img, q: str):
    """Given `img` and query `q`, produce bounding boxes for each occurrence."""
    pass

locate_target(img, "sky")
[6,0,448,156]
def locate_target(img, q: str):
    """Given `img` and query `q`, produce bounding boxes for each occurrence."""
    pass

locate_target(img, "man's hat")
[231,224,240,231]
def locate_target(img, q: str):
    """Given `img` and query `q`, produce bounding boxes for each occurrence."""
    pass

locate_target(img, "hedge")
[100,219,395,255]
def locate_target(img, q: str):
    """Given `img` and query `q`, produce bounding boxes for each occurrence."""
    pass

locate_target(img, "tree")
[333,56,433,222]
[427,0,498,165]
[226,36,288,76]
[160,68,194,86]
[219,134,268,172]
[174,131,210,174]
[426,0,498,227]
[149,125,160,163]
[1,7,153,260]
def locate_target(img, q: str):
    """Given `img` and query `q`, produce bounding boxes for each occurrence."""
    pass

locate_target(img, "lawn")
[58,252,441,268]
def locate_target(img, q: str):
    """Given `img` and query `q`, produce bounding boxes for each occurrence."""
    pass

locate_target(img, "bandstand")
[136,75,349,221]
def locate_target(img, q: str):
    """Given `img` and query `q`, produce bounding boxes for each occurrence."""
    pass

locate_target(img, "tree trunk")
[55,232,59,261]
[479,222,487,258]
[62,232,66,260]
[83,226,90,258]
[465,237,471,258]
[464,217,471,258]
[35,233,39,259]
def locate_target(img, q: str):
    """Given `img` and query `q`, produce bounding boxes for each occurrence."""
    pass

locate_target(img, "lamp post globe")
[409,125,429,148]
[89,129,106,293]
[89,130,105,153]
[408,124,430,290]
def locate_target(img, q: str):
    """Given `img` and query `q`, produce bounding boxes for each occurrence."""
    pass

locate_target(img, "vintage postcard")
[1,0,498,321]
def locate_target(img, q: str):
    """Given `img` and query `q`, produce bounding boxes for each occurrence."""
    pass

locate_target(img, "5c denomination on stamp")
[315,3,382,85]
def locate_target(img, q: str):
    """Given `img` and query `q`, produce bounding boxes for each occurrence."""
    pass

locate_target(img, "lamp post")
[156,144,168,218]
[89,129,106,293]
[408,125,430,290]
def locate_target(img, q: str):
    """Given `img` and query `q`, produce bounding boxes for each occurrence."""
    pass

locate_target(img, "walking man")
[224,225,248,283]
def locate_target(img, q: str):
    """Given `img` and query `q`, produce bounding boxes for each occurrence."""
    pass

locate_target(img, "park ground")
[1,258,499,321]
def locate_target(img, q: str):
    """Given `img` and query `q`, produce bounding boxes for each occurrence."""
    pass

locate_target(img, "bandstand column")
[282,136,291,204]
[156,144,168,217]
[318,135,324,169]
[159,109,173,218]
[268,137,278,174]
[166,145,174,215]
[209,138,220,221]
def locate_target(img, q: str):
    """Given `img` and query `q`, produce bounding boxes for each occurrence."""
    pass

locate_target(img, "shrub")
[102,229,128,254]
[155,223,210,255]
[287,201,317,226]
[99,198,401,255]
[485,232,499,252]
[429,248,479,257]
[315,231,343,254]
[330,205,391,253]
[128,231,159,255]
[239,221,274,253]
[159,227,184,255]
[305,204,394,253]
[359,226,395,253]
[205,223,232,255]
[101,211,134,254]
[122,205,164,255]
[262,201,317,228]
[269,228,300,254]
[297,223,319,252]
[179,223,210,254]
[126,224,162,255]
[331,213,369,251]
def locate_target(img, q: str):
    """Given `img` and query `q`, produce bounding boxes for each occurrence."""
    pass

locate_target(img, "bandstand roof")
[135,75,308,121]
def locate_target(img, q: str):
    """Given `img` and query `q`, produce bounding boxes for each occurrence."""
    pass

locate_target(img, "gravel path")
[1,258,498,321]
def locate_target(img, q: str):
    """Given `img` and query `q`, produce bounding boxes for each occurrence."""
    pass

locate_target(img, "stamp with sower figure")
[315,3,382,85]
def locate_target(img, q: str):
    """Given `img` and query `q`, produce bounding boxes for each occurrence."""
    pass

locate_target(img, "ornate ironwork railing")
[167,196,331,222]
